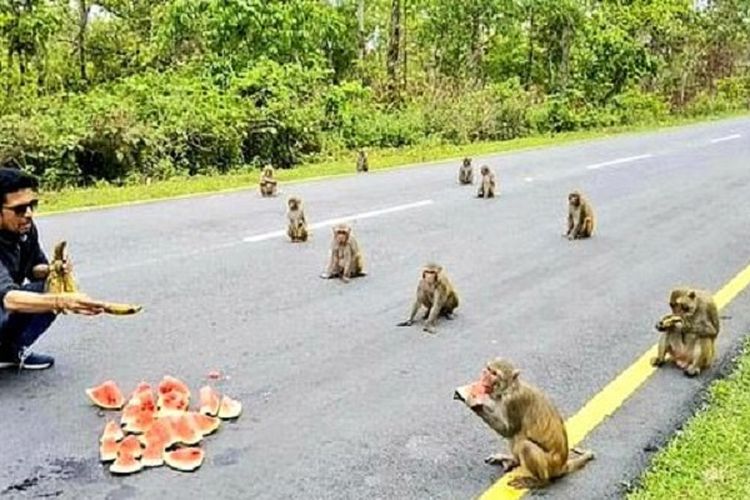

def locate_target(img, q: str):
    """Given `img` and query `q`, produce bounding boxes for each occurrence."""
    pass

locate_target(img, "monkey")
[454,358,595,490]
[564,190,595,240]
[286,196,308,243]
[651,313,690,370]
[356,149,369,173]
[458,157,473,185]
[319,224,366,282]
[667,288,720,376]
[396,263,459,334]
[259,166,278,197]
[476,166,496,198]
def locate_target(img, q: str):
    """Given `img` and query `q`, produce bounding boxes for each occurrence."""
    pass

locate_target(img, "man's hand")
[57,293,105,316]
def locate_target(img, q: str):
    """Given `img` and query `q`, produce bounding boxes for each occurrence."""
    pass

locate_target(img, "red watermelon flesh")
[123,409,155,434]
[158,376,190,398]
[100,420,124,443]
[157,391,189,417]
[119,435,143,459]
[164,447,205,472]
[198,386,221,417]
[139,419,175,449]
[167,415,202,445]
[110,451,142,475]
[217,395,242,420]
[190,412,220,436]
[86,380,125,410]
[141,441,165,468]
[99,438,119,462]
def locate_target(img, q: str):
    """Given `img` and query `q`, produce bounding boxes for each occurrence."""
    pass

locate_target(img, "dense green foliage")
[1,0,749,188]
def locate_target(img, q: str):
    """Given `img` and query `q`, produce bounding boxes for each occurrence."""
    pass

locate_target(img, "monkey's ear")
[511,369,520,381]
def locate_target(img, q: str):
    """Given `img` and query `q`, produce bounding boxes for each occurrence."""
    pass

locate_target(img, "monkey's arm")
[341,246,354,280]
[425,287,446,327]
[397,298,422,326]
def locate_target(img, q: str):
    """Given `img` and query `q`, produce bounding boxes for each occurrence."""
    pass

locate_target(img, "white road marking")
[585,154,654,170]
[710,134,742,144]
[242,200,435,243]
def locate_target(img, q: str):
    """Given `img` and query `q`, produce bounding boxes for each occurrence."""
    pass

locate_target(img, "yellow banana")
[45,241,78,293]
[102,303,143,316]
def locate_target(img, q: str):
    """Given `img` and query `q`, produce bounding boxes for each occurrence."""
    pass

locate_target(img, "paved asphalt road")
[1,117,750,500]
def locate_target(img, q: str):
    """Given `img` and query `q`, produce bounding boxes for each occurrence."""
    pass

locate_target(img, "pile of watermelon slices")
[85,375,242,475]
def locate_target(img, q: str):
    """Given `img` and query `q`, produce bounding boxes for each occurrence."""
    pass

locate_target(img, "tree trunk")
[77,0,90,83]
[386,0,402,104]
[524,6,535,90]
[357,0,366,61]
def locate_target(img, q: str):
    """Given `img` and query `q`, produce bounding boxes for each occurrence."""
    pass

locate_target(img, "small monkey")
[259,166,278,197]
[454,358,594,490]
[458,157,473,185]
[651,313,690,370]
[286,196,308,242]
[396,263,459,334]
[320,224,366,282]
[356,149,369,173]
[667,288,720,376]
[565,190,595,239]
[476,166,496,198]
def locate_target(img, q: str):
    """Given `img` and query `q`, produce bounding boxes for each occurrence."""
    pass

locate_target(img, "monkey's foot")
[423,326,437,334]
[684,367,701,377]
[319,273,334,279]
[508,476,546,490]
[484,454,518,472]
[396,320,414,327]
[675,359,688,369]
[650,357,664,367]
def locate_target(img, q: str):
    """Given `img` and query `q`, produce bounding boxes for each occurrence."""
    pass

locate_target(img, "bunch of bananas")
[45,240,143,316]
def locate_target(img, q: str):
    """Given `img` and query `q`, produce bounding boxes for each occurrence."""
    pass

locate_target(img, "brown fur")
[454,359,594,490]
[565,191,595,239]
[259,166,278,197]
[667,288,720,376]
[396,263,459,334]
[286,197,308,242]
[320,224,366,282]
[458,157,474,185]
[651,313,690,370]
[356,149,369,172]
[477,166,496,198]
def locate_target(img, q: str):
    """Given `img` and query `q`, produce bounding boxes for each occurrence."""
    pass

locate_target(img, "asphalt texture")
[1,117,750,500]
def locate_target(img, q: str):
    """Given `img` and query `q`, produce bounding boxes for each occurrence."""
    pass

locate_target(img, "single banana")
[102,303,143,316]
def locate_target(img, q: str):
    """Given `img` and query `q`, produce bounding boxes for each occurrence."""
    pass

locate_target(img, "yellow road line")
[479,261,750,500]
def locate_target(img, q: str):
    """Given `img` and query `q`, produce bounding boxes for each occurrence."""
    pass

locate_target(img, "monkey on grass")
[454,358,594,490]
[396,263,459,334]
[356,149,369,173]
[319,224,366,283]
[286,196,308,242]
[564,190,595,239]
[259,166,278,197]
[458,157,473,185]
[476,166,496,198]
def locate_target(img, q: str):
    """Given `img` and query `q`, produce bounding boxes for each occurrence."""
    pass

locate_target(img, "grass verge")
[628,338,750,500]
[38,110,749,215]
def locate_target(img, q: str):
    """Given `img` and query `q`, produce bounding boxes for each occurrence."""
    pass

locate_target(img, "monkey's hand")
[396,320,414,327]
[341,276,350,283]
[423,325,437,334]
[650,357,665,367]
[484,453,519,472]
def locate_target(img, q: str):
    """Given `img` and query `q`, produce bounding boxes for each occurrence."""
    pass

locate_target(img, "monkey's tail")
[561,448,595,476]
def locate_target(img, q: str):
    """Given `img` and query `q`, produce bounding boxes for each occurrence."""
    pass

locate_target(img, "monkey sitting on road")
[319,224,366,283]
[665,287,720,376]
[564,190,595,239]
[356,149,369,173]
[397,263,459,334]
[651,313,690,370]
[259,166,278,197]
[454,358,595,490]
[458,157,473,185]
[476,166,496,198]
[286,196,308,243]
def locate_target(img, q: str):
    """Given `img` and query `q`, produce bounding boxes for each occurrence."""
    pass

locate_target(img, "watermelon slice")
[217,395,242,420]
[157,390,190,418]
[141,440,165,468]
[166,415,202,445]
[99,438,119,462]
[164,447,205,472]
[453,381,490,408]
[110,451,142,475]
[190,412,221,436]
[158,376,190,398]
[118,435,143,459]
[123,409,155,434]
[86,380,125,410]
[129,381,153,400]
[198,386,221,416]
[100,420,124,443]
[138,419,175,449]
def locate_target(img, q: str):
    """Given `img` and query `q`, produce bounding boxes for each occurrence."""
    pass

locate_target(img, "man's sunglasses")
[3,199,39,216]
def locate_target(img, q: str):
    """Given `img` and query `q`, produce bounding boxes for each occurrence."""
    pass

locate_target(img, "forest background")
[0,0,748,193]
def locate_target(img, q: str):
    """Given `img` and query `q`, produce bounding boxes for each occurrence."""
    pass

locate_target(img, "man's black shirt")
[0,223,48,309]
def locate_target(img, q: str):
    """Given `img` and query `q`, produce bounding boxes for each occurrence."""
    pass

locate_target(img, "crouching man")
[0,168,106,370]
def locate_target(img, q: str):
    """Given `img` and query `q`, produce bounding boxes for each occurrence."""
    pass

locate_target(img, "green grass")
[628,338,750,500]
[37,110,750,214]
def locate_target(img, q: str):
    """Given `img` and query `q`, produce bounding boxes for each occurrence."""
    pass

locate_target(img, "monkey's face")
[422,270,437,284]
[288,200,298,210]
[463,158,471,167]
[671,291,698,316]
[482,360,519,396]
[481,167,489,175]
[568,194,580,207]
[334,230,349,245]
